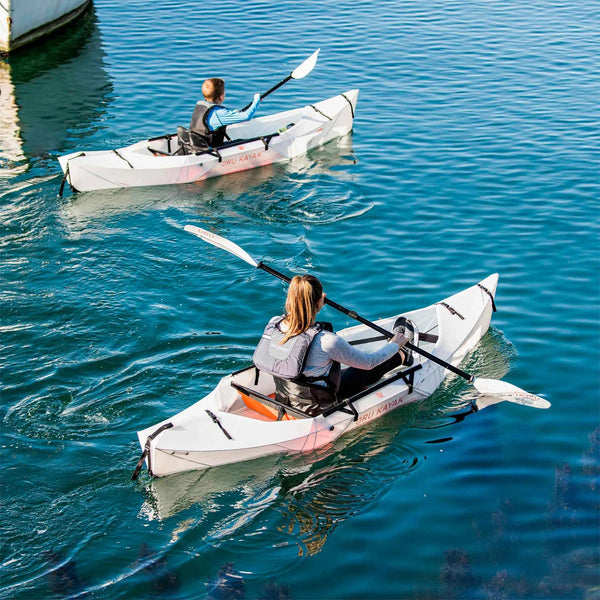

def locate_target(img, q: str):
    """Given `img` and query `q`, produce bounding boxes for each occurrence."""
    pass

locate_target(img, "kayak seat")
[273,377,337,418]
[240,392,296,421]
[177,126,211,155]
[231,382,309,420]
[175,128,287,157]
[146,132,186,157]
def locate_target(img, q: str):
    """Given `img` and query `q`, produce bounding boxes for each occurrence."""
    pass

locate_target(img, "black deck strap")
[343,402,359,421]
[399,364,418,394]
[438,302,465,320]
[477,284,497,312]
[349,332,439,346]
[168,132,283,158]
[113,149,134,169]
[348,335,387,345]
[192,147,222,161]
[58,153,86,196]
[341,93,355,119]
[416,332,439,344]
[322,364,423,419]
[205,410,233,440]
[259,134,276,151]
[310,105,333,120]
[58,164,70,197]
[231,382,310,419]
[131,422,174,480]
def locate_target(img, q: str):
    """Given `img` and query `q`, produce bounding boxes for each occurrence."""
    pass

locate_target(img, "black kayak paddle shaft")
[257,262,475,383]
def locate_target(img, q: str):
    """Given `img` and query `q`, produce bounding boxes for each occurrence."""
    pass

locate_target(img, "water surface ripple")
[1,0,598,598]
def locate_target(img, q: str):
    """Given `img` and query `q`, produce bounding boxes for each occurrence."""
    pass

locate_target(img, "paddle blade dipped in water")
[473,378,551,409]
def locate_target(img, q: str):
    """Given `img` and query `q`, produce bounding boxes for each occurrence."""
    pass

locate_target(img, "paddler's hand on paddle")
[389,331,410,350]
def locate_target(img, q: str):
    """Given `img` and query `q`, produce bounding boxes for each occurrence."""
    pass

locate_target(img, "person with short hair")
[189,78,260,147]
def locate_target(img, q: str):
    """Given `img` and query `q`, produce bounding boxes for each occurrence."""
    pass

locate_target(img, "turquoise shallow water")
[1,1,599,598]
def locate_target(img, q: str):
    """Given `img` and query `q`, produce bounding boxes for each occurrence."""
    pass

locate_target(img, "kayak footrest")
[230,382,310,420]
[322,364,423,419]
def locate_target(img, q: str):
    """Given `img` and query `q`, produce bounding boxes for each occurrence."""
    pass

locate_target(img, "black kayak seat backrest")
[177,126,211,153]
[189,130,210,151]
[177,126,190,145]
[274,376,337,418]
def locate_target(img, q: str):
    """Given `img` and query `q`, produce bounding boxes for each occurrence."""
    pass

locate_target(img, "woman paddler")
[253,274,414,416]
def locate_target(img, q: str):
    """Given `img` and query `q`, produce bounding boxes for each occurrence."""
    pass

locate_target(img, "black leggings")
[337,352,405,400]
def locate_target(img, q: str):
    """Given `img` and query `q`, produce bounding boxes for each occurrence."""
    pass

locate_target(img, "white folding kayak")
[58,89,358,192]
[135,274,511,478]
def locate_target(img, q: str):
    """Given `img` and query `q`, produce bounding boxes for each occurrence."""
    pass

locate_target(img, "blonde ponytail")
[281,275,323,343]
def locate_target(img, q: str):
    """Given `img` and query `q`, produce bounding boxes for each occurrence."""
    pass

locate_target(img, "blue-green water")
[1,1,599,598]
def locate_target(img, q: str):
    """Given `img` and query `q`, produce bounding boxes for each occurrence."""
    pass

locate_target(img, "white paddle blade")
[473,378,551,409]
[184,225,258,267]
[291,49,320,79]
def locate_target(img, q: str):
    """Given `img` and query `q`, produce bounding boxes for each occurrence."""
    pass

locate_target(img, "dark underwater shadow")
[410,427,599,600]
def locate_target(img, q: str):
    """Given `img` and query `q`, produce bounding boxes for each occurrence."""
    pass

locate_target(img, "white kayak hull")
[136,274,499,478]
[58,89,359,192]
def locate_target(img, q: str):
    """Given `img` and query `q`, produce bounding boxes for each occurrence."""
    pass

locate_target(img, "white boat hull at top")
[135,274,499,478]
[58,89,359,193]
[1,0,92,53]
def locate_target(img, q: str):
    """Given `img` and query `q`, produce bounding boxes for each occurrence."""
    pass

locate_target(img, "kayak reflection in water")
[188,78,261,148]
[253,274,413,417]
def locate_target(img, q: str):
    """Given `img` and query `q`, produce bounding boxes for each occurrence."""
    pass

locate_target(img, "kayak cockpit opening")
[219,310,441,423]
[225,362,424,423]
[147,125,296,159]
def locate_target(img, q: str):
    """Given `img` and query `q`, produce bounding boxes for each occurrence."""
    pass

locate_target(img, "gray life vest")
[189,100,226,147]
[253,317,339,385]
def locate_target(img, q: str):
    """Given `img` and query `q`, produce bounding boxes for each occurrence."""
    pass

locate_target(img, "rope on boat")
[131,422,174,480]
[113,149,134,168]
[58,153,85,196]
[58,165,70,197]
[477,283,497,312]
[341,93,355,119]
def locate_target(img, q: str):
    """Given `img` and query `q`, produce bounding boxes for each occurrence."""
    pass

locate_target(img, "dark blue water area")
[1,0,599,598]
